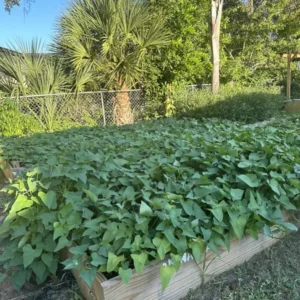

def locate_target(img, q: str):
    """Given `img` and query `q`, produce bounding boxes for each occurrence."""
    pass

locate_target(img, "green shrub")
[0,99,24,136]
[0,99,43,136]
[0,118,299,290]
[172,85,285,123]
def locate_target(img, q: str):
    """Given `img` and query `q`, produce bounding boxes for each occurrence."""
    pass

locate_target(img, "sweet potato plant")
[0,118,300,290]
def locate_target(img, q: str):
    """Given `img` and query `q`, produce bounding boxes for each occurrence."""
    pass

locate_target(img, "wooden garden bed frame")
[0,160,24,183]
[61,211,294,300]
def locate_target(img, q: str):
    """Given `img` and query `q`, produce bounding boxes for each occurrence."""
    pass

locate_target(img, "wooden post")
[287,53,292,99]
[0,161,13,183]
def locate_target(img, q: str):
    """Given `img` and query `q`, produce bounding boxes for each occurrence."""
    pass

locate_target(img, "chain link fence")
[9,89,145,130]
[185,84,211,93]
[1,85,212,131]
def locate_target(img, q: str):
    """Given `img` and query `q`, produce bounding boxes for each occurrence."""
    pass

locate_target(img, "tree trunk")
[114,85,133,125]
[211,0,224,94]
[247,0,254,13]
[287,53,292,100]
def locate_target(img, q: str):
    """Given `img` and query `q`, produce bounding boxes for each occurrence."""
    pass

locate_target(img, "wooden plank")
[282,53,300,59]
[285,100,300,113]
[0,160,13,183]
[64,211,295,300]
[100,231,289,300]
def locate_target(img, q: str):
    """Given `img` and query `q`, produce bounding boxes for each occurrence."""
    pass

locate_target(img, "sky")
[0,0,69,51]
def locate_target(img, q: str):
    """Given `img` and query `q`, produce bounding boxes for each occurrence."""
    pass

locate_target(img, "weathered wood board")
[285,100,300,113]
[0,161,25,183]
[0,160,13,183]
[63,211,295,300]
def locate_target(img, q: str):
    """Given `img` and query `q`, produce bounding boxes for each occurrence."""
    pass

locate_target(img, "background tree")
[54,0,169,125]
[221,0,300,88]
[0,39,70,96]
[4,0,34,12]
[143,0,211,115]
[211,0,224,93]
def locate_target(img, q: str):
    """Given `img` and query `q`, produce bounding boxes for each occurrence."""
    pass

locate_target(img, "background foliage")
[171,85,285,123]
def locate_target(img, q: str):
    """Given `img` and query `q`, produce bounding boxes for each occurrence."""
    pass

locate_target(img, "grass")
[183,230,300,300]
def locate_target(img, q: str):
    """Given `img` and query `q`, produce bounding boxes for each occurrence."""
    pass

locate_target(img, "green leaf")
[193,203,207,219]
[210,207,223,222]
[23,244,43,268]
[277,221,298,231]
[107,253,124,272]
[82,208,93,219]
[53,223,64,240]
[190,239,205,262]
[11,269,28,291]
[54,236,71,252]
[31,260,47,283]
[238,161,252,168]
[153,237,170,260]
[180,200,194,216]
[201,228,212,241]
[193,186,212,198]
[9,194,34,217]
[80,267,97,287]
[0,272,7,283]
[131,252,148,273]
[208,241,220,257]
[140,201,153,216]
[163,227,175,245]
[160,265,176,291]
[83,189,97,203]
[41,253,53,268]
[119,268,133,285]
[230,189,244,201]
[69,244,89,255]
[268,179,281,195]
[27,178,37,193]
[91,252,107,266]
[248,191,259,211]
[123,186,135,200]
[38,191,57,209]
[170,253,182,271]
[231,215,249,239]
[237,174,260,188]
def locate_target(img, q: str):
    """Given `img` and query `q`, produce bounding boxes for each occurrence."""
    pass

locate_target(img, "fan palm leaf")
[54,0,170,90]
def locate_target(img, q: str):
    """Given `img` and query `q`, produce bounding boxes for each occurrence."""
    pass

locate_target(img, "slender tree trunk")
[248,0,254,13]
[211,0,224,94]
[114,84,133,125]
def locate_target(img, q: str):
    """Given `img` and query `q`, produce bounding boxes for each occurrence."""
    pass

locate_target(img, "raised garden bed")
[60,211,295,300]
[0,118,299,300]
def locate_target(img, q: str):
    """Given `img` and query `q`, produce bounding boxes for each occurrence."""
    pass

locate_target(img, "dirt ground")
[0,271,81,300]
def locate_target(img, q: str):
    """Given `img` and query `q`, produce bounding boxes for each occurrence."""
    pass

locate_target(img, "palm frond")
[54,0,170,90]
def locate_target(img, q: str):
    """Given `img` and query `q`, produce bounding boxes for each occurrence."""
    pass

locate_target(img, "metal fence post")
[100,92,106,126]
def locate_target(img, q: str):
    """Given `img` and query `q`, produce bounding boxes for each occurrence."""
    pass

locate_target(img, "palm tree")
[0,39,72,131]
[54,0,170,125]
[0,39,70,97]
